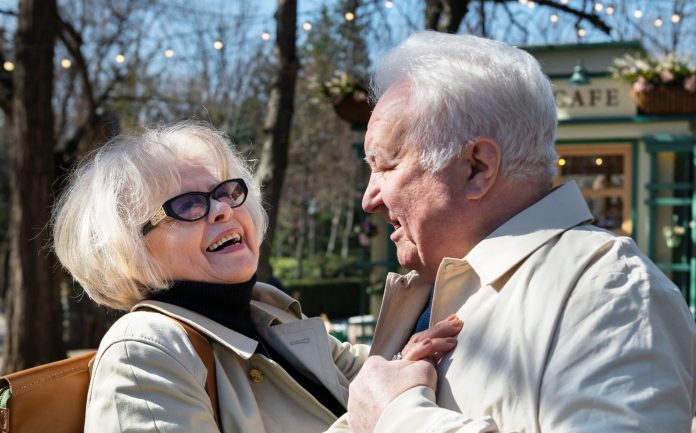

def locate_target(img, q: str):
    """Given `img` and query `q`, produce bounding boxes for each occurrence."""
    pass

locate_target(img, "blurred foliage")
[281,276,367,319]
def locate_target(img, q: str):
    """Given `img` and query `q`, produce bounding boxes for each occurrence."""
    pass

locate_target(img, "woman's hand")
[399,314,463,362]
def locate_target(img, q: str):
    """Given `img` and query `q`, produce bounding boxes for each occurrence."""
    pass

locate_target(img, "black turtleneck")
[149,275,345,417]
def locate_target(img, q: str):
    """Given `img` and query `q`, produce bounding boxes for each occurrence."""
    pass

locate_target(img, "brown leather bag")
[0,315,219,433]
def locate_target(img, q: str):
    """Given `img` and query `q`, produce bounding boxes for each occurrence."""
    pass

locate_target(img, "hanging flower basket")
[610,53,696,115]
[632,87,696,114]
[332,90,373,125]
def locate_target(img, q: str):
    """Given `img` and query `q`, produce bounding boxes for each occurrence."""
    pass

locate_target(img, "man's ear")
[462,137,501,200]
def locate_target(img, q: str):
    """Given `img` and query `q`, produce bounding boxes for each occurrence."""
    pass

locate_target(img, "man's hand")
[348,356,437,433]
[347,315,462,433]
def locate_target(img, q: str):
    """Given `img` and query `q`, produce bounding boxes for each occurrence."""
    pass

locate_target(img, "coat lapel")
[369,272,433,359]
[251,301,348,405]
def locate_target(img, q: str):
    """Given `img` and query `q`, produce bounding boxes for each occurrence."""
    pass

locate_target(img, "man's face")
[362,85,470,282]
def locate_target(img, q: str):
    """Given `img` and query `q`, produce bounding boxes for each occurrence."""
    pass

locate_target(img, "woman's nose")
[209,198,233,223]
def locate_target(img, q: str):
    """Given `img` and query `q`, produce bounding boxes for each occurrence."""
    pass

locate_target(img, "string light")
[3,61,14,72]
[558,158,566,167]
[595,157,603,166]
[577,28,586,37]
[633,9,643,19]
[164,49,174,58]
[213,40,223,50]
[594,2,603,12]
[60,58,71,69]
[606,6,615,15]
[344,11,355,21]
[560,0,569,4]
[518,0,528,4]
[654,17,663,27]
[385,0,393,8]
[550,14,559,23]
[672,14,681,23]
[302,22,312,31]
[261,31,271,41]
[527,1,536,8]
[115,54,125,64]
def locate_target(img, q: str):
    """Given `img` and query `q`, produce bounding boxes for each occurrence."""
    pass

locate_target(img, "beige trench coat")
[365,182,696,433]
[84,282,369,433]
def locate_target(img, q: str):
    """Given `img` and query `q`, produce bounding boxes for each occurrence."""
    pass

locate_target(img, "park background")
[0,0,695,372]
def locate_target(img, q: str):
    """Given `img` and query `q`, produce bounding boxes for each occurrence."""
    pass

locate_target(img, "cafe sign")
[552,77,636,120]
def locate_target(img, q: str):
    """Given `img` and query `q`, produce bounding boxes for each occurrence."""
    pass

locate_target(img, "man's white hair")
[52,122,267,311]
[371,31,558,181]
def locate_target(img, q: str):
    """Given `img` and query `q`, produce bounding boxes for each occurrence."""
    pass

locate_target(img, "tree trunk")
[3,0,62,372]
[326,199,343,256]
[62,112,122,351]
[424,0,469,33]
[341,197,355,259]
[255,0,298,282]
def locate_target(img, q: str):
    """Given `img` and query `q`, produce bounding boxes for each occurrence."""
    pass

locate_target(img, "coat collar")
[133,282,304,360]
[464,181,593,287]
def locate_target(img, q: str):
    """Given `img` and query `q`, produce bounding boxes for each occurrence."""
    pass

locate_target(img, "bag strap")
[175,319,220,427]
[138,308,220,427]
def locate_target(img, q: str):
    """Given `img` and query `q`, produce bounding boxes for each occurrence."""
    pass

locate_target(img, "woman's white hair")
[52,122,267,311]
[371,31,558,181]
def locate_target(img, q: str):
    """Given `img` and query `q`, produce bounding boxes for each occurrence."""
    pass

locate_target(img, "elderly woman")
[52,122,461,433]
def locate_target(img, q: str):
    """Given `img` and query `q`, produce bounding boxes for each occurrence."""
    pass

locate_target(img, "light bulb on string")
[672,14,681,23]
[527,1,536,9]
[595,157,603,166]
[606,6,614,15]
[654,17,663,27]
[115,54,125,64]
[634,9,643,19]
[302,22,312,31]
[577,28,586,38]
[594,2,603,12]
[558,158,566,167]
[344,11,355,21]
[3,61,14,71]
[385,0,393,8]
[213,40,223,50]
[261,31,271,41]
[164,49,174,58]
[550,14,559,23]
[60,58,71,69]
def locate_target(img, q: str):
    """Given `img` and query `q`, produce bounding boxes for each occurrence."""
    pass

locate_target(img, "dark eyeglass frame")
[142,178,248,235]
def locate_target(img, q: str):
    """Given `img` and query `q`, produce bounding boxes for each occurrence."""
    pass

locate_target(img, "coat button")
[249,368,264,383]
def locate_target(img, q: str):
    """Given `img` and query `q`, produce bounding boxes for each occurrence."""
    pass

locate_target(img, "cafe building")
[529,41,696,315]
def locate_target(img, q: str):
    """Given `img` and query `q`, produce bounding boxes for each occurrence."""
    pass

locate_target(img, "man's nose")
[362,173,382,213]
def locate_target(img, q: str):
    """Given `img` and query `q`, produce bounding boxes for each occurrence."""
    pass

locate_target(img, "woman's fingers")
[401,337,459,362]
[401,315,463,362]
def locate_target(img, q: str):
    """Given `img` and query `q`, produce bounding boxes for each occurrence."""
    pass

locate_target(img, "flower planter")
[332,90,373,125]
[631,87,696,114]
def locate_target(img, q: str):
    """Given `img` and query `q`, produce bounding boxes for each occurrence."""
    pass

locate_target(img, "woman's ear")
[462,137,501,200]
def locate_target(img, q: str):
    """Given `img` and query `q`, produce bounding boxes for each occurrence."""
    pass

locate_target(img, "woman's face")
[145,163,259,284]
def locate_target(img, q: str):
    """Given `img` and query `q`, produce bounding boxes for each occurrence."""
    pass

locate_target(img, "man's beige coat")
[84,282,369,433]
[366,182,696,433]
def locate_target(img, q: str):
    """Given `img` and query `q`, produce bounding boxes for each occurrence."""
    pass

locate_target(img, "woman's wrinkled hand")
[399,314,463,362]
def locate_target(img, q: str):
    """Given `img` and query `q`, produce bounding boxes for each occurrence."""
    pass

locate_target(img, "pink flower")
[660,69,675,83]
[684,75,696,93]
[633,76,654,93]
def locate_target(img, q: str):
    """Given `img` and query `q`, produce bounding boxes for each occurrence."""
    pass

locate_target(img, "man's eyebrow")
[364,149,379,164]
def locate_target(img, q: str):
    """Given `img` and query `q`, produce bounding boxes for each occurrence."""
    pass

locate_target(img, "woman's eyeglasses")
[142,178,248,235]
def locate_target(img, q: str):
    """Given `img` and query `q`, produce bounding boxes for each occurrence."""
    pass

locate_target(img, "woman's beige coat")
[84,282,369,433]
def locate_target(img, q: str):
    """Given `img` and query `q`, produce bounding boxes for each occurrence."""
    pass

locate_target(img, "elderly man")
[347,32,696,433]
